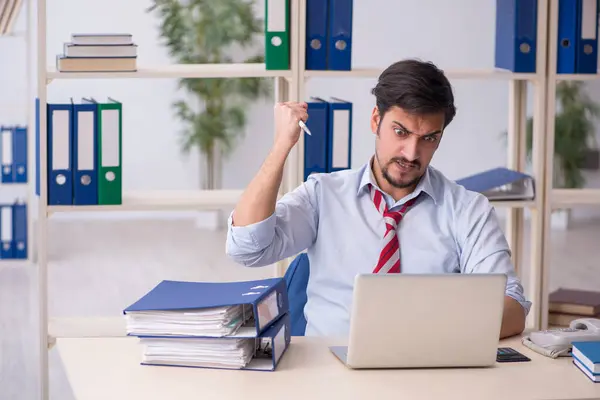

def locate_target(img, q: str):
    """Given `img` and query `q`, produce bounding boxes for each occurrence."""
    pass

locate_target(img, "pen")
[299,120,312,136]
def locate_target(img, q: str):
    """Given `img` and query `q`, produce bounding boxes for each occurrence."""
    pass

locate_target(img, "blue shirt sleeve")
[225,175,320,267]
[457,193,532,315]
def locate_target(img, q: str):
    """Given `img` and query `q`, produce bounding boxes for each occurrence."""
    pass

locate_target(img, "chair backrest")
[283,252,310,336]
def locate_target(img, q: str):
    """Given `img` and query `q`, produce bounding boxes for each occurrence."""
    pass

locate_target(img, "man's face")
[370,106,444,189]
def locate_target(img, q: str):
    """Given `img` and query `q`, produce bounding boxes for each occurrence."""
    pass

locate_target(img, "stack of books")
[548,288,600,326]
[123,277,291,371]
[572,341,600,382]
[56,33,137,73]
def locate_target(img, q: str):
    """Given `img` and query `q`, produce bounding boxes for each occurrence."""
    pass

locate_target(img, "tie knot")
[369,184,418,222]
[383,210,403,227]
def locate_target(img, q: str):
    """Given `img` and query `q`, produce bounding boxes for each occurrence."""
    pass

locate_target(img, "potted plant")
[147,0,272,191]
[525,81,600,228]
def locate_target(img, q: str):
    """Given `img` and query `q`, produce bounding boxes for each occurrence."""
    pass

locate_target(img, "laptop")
[329,273,507,369]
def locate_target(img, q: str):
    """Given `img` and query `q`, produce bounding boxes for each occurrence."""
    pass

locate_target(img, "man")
[226,59,530,339]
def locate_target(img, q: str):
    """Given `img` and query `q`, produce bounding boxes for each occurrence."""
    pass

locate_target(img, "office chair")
[283,252,310,336]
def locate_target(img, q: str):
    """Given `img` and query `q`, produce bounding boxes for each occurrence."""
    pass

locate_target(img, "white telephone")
[528,318,600,355]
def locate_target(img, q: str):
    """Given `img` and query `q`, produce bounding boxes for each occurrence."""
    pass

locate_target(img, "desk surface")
[55,335,600,400]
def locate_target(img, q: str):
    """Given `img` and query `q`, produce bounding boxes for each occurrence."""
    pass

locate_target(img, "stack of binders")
[556,0,599,74]
[494,0,600,74]
[0,200,27,260]
[303,97,352,180]
[0,125,27,184]
[35,97,123,206]
[264,0,353,71]
[56,33,137,73]
[122,277,291,371]
[305,0,353,71]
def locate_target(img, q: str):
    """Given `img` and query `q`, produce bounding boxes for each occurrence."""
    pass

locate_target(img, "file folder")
[327,97,352,173]
[1,126,14,183]
[455,167,535,200]
[494,0,537,73]
[73,99,98,205]
[557,0,579,73]
[11,201,26,259]
[576,0,599,73]
[265,0,290,70]
[123,277,289,338]
[327,0,353,70]
[97,98,122,205]
[13,126,27,183]
[138,313,291,371]
[305,0,328,70]
[304,98,329,180]
[47,102,74,205]
[0,204,14,259]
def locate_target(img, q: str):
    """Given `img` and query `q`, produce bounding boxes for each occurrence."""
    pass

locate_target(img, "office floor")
[1,215,599,399]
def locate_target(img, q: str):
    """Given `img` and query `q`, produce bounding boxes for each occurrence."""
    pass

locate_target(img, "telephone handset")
[529,318,600,353]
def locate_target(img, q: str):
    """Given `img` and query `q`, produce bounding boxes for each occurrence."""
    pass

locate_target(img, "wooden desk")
[55,335,600,400]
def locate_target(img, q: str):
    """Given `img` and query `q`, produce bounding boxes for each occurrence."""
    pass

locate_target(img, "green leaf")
[519,81,600,189]
[147,0,271,171]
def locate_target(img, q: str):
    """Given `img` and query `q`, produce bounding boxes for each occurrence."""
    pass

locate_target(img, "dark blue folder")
[12,201,27,259]
[124,277,289,337]
[455,167,534,200]
[305,97,329,180]
[306,0,328,70]
[73,99,99,205]
[575,0,599,74]
[13,126,27,183]
[557,0,579,74]
[494,0,537,73]
[139,313,292,371]
[327,0,353,70]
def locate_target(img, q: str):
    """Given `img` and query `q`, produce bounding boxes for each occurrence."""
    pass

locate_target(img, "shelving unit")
[539,0,600,330]
[304,68,540,81]
[0,0,33,268]
[46,63,293,80]
[46,189,246,214]
[290,1,550,333]
[31,0,597,398]
[34,0,299,395]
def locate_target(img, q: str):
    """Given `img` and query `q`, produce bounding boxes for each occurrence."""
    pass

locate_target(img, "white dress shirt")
[226,160,531,336]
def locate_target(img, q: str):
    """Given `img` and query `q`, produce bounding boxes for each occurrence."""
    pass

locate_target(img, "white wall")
[1,0,600,219]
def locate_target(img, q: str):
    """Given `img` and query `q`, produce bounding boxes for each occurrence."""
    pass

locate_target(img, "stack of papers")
[125,304,253,337]
[122,278,290,370]
[140,337,257,369]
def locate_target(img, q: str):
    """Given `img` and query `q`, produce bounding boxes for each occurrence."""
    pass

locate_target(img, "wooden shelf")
[489,199,536,208]
[552,189,600,207]
[46,189,243,214]
[46,63,292,80]
[554,73,600,81]
[304,68,539,81]
[0,260,29,268]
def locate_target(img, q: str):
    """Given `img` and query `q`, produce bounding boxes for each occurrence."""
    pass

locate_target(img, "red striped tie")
[370,185,417,274]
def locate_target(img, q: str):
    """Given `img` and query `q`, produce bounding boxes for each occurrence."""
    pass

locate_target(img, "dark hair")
[371,59,456,128]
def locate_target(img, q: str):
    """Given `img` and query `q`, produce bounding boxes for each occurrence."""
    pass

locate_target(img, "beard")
[376,152,423,189]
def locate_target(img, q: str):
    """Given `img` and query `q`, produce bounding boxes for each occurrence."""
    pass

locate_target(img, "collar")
[356,157,439,205]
